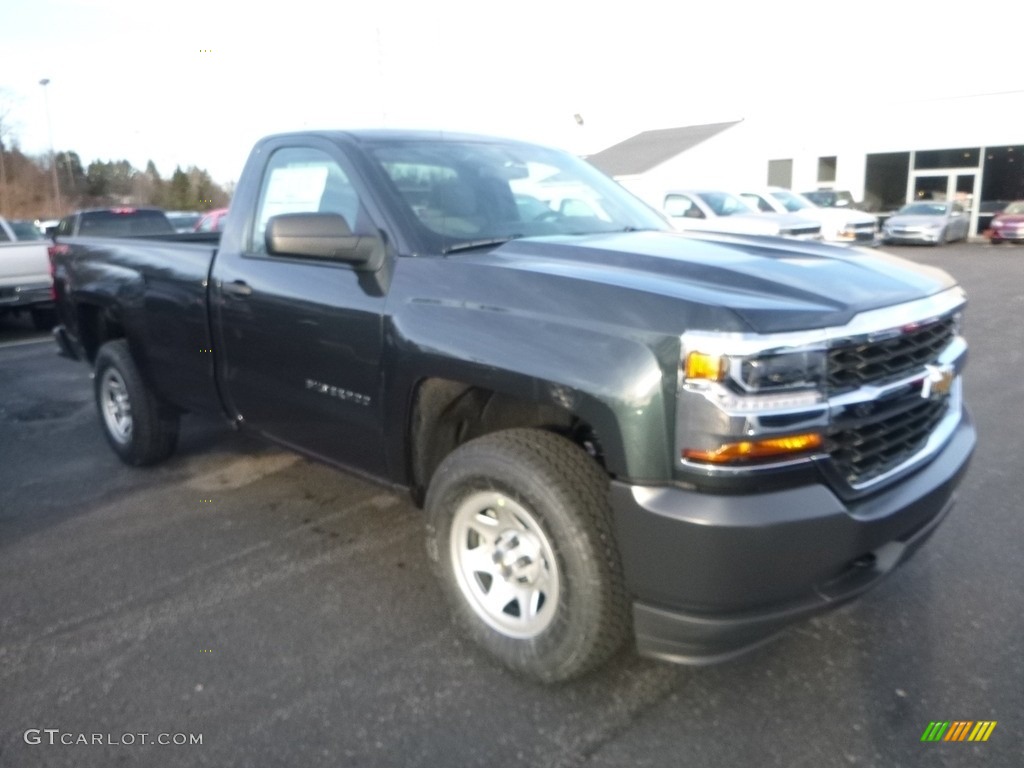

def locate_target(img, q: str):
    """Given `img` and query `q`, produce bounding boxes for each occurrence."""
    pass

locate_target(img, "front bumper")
[990,227,1024,242]
[610,409,975,664]
[883,229,943,244]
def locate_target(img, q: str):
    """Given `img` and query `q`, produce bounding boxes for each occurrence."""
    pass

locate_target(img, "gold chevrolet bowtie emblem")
[922,364,955,400]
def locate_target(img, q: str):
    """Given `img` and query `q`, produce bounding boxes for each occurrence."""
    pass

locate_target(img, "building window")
[767,159,792,187]
[817,156,837,184]
[914,148,980,170]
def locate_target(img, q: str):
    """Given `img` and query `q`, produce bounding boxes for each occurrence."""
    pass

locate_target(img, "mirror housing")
[265,213,385,271]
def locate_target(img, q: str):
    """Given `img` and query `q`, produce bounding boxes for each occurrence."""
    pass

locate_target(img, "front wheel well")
[408,378,605,505]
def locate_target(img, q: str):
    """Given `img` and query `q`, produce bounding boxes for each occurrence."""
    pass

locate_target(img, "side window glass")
[251,147,360,255]
[741,193,771,213]
[665,194,701,219]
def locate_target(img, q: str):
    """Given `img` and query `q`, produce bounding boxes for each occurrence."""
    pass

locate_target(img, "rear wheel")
[425,429,629,682]
[94,340,179,466]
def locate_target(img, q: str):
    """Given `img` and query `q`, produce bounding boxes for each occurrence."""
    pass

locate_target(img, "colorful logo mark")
[921,721,997,742]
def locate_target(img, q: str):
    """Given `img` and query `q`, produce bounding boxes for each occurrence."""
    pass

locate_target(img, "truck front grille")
[827,317,956,393]
[827,385,949,486]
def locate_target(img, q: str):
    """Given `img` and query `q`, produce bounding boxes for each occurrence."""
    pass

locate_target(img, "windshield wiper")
[442,236,521,255]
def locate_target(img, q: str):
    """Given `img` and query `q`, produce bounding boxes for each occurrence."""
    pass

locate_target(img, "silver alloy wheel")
[449,490,560,638]
[99,368,132,445]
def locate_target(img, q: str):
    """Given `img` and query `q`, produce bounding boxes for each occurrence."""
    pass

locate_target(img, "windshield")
[770,189,813,213]
[367,138,667,253]
[1003,201,1024,215]
[695,191,753,217]
[898,202,948,216]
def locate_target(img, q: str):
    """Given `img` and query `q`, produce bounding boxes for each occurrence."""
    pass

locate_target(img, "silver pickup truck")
[0,217,53,329]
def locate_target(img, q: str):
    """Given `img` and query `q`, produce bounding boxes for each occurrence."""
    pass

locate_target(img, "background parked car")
[987,200,1024,244]
[34,219,59,237]
[194,207,230,233]
[976,200,1010,235]
[166,211,203,233]
[881,201,971,245]
[660,190,821,239]
[801,189,859,209]
[55,207,175,238]
[740,187,878,245]
[0,215,54,329]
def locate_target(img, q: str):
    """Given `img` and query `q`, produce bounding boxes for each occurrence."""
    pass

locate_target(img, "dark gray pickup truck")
[50,130,975,681]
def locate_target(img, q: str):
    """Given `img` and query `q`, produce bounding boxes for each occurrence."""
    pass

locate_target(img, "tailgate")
[0,241,51,297]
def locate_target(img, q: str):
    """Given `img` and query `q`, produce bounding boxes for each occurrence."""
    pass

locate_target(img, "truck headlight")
[679,334,830,469]
[737,351,826,392]
[685,349,826,393]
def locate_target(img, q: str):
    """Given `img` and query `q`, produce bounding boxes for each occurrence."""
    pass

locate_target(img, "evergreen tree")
[166,166,193,210]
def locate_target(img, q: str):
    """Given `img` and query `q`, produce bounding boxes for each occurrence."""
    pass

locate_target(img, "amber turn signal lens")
[683,433,823,463]
[684,351,726,381]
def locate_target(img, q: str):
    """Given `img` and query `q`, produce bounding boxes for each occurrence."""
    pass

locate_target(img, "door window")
[251,147,361,254]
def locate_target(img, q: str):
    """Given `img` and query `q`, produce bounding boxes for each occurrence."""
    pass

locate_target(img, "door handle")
[221,280,253,297]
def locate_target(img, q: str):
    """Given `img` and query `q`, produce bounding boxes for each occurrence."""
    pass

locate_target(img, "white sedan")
[882,202,971,246]
[740,187,879,245]
[660,189,821,240]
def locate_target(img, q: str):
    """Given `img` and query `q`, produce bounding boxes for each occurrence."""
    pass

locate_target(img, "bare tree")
[0,89,20,214]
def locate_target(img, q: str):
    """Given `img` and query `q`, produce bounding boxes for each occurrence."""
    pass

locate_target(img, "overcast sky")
[2,0,1021,185]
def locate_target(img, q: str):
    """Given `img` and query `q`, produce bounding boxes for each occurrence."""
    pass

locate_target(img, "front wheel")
[425,429,630,682]
[94,339,180,466]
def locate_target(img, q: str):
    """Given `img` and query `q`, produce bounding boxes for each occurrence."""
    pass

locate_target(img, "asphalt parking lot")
[1,241,1021,767]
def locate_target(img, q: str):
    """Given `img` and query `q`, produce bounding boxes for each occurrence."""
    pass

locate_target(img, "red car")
[988,201,1024,244]
[194,208,230,233]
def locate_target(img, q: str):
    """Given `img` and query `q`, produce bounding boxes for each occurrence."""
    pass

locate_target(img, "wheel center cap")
[493,529,543,584]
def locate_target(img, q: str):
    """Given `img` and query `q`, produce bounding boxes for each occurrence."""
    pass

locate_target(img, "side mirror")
[265,213,385,271]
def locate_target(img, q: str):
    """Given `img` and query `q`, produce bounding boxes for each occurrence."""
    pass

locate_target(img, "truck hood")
[479,230,957,334]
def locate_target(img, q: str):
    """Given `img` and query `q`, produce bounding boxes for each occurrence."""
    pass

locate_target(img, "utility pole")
[39,78,62,217]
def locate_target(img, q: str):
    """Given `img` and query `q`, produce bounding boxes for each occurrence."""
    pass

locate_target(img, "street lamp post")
[39,78,62,217]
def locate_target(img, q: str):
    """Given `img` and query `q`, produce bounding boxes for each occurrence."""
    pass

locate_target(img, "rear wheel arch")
[77,301,125,363]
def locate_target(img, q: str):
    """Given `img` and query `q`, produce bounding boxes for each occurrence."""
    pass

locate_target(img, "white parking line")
[0,337,51,350]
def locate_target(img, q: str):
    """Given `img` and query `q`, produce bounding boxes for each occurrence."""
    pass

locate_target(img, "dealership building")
[586,90,1024,237]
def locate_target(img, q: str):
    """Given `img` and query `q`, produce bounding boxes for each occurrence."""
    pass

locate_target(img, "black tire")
[93,339,180,466]
[425,428,629,682]
[30,307,56,331]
